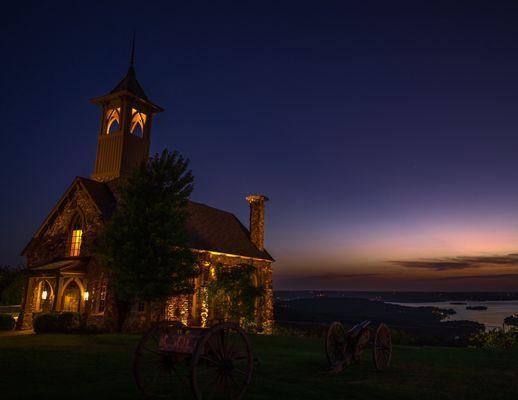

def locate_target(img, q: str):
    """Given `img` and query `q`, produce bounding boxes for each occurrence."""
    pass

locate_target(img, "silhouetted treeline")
[275,290,518,303]
[0,265,24,306]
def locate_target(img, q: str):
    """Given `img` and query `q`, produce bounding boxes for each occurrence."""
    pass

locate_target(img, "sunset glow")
[3,2,518,293]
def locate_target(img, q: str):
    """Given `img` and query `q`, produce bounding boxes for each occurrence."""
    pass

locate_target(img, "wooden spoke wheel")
[190,322,253,400]
[325,321,347,366]
[372,323,392,371]
[133,320,192,399]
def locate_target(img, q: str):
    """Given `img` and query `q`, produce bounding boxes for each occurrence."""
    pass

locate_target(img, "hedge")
[57,312,81,332]
[33,313,60,333]
[34,312,82,334]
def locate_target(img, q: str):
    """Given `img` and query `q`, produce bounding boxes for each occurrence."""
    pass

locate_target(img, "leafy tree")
[0,266,24,306]
[97,150,199,330]
[207,264,264,329]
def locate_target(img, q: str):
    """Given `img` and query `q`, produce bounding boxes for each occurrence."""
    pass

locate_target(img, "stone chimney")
[246,195,269,251]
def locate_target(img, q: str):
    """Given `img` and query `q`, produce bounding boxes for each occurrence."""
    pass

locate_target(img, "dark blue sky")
[3,1,518,290]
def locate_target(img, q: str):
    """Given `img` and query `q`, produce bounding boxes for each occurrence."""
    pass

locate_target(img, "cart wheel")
[133,320,191,399]
[325,321,347,366]
[373,323,392,371]
[190,322,253,400]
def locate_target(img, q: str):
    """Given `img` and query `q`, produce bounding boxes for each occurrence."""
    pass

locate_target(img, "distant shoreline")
[275,290,518,303]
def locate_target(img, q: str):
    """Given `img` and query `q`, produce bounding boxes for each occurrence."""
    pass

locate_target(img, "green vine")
[207,264,264,328]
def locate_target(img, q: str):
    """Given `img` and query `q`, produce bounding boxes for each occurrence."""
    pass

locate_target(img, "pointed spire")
[107,31,148,100]
[129,31,136,70]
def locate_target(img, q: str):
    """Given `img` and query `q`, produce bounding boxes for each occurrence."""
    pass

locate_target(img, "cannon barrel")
[347,320,371,337]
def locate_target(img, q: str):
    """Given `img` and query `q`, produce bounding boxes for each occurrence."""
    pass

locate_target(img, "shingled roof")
[110,66,148,100]
[77,177,273,261]
[186,201,273,261]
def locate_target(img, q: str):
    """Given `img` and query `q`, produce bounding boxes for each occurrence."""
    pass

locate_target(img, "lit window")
[106,108,121,134]
[69,216,83,257]
[69,229,82,256]
[130,108,147,136]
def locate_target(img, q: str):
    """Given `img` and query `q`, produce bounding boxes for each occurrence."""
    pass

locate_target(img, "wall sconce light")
[83,291,89,301]
[41,290,48,300]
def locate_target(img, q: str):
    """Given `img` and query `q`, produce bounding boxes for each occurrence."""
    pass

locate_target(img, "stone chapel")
[17,54,273,333]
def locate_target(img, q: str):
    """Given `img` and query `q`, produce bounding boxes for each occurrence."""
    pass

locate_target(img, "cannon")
[324,321,392,373]
[133,321,254,399]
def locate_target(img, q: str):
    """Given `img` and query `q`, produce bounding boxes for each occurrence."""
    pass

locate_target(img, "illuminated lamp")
[83,291,89,301]
[41,290,48,300]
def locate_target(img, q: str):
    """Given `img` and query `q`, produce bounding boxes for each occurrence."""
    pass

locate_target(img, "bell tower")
[90,40,163,182]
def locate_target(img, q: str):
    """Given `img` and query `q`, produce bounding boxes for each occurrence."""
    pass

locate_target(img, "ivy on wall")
[207,264,264,329]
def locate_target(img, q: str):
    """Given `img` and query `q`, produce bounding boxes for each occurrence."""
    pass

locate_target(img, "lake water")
[390,301,518,329]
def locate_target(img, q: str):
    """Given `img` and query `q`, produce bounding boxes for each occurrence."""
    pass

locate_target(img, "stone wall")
[167,251,273,333]
[121,251,274,333]
[18,180,104,330]
[19,179,274,334]
[25,181,104,267]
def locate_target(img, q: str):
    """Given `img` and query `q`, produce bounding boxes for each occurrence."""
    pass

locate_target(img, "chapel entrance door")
[62,281,81,312]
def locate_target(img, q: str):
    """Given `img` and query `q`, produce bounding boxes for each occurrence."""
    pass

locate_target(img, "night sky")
[3,1,518,291]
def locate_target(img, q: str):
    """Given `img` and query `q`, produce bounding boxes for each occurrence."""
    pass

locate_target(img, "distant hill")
[275,296,483,346]
[275,296,447,326]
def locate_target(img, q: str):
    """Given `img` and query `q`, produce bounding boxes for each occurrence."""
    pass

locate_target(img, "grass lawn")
[0,333,517,399]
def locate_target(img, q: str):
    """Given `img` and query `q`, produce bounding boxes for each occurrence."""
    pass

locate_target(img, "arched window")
[69,215,83,257]
[106,108,121,134]
[62,281,81,312]
[130,108,147,137]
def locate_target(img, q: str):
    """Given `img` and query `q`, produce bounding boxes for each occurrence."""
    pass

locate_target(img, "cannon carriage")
[325,320,392,373]
[133,321,254,400]
[133,318,392,399]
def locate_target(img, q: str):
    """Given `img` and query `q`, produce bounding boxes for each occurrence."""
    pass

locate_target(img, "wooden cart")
[133,321,254,399]
[325,320,392,373]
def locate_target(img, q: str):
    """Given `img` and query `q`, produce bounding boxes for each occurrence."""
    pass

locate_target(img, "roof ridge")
[188,200,236,216]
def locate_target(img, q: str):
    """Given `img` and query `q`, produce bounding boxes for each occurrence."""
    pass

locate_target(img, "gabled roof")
[24,177,273,262]
[110,66,148,100]
[76,177,116,220]
[21,177,116,256]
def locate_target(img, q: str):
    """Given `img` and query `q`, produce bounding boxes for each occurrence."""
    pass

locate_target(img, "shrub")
[33,313,60,334]
[0,314,15,331]
[470,328,518,348]
[57,312,81,333]
[34,312,83,334]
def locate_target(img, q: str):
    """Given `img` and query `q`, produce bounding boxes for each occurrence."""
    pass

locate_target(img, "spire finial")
[130,31,136,69]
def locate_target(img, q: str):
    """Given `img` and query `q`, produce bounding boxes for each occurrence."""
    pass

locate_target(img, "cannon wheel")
[133,320,191,399]
[325,321,347,366]
[190,322,253,400]
[373,323,392,371]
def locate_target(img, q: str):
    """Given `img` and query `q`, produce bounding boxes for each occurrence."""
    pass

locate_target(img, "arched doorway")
[62,281,81,312]
[34,279,54,313]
